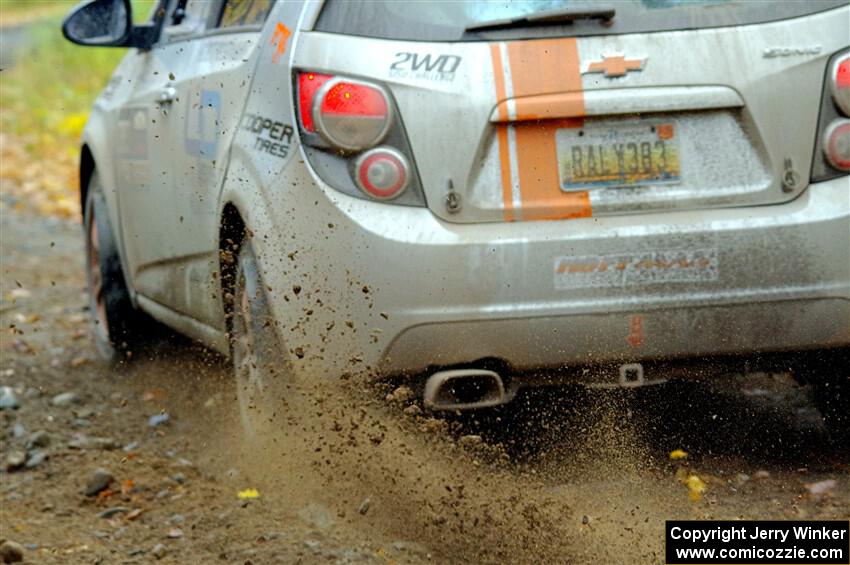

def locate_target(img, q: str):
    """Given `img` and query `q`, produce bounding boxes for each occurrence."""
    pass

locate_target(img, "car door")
[113,1,185,310]
[124,0,276,326]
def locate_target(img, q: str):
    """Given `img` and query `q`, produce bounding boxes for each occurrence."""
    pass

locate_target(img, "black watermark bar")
[666,521,849,564]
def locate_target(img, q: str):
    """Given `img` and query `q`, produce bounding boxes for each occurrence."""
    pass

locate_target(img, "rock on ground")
[5,450,26,472]
[0,540,24,563]
[51,392,80,406]
[84,468,114,497]
[0,387,20,410]
[152,543,167,559]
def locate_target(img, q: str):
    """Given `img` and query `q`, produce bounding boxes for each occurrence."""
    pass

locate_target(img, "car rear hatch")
[296,0,849,223]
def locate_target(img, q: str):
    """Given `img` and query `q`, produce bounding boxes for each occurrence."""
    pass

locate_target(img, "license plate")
[556,122,681,191]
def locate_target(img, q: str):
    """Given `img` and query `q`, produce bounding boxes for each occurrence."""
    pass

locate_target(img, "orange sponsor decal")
[489,38,592,221]
[556,260,604,274]
[270,22,292,64]
[626,314,644,347]
[656,123,674,140]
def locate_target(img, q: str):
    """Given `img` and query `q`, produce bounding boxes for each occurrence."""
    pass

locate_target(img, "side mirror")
[62,0,161,50]
[62,0,131,46]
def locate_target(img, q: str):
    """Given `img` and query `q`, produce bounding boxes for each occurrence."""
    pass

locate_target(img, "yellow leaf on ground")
[669,449,688,460]
[237,488,260,499]
[685,474,706,502]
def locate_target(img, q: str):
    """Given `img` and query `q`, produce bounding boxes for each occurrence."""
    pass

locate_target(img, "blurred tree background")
[1,1,153,218]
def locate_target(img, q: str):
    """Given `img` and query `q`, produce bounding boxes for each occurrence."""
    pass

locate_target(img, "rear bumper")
[260,171,850,377]
[383,297,850,373]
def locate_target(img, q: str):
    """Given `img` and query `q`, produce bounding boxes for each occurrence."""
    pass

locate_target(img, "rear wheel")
[231,241,294,438]
[84,172,145,363]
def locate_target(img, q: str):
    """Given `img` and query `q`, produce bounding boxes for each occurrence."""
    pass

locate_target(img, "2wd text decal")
[389,52,462,81]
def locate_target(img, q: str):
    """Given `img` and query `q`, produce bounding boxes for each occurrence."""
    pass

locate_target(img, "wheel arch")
[79,144,96,222]
[78,141,135,300]
[219,202,248,340]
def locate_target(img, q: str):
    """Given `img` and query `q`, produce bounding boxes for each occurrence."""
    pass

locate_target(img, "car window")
[182,0,210,23]
[217,0,276,28]
[315,0,849,41]
[158,0,213,40]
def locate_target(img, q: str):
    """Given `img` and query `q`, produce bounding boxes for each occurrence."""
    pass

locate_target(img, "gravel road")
[1,208,848,564]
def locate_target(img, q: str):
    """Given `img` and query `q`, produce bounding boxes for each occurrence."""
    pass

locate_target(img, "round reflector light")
[355,148,410,200]
[313,79,391,151]
[823,118,850,171]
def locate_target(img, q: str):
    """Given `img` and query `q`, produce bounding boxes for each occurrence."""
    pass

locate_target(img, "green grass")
[0,1,154,217]
[1,14,126,145]
[0,0,65,22]
[0,0,156,138]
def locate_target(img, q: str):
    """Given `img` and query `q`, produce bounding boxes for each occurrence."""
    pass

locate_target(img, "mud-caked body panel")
[81,0,850,383]
[296,6,846,224]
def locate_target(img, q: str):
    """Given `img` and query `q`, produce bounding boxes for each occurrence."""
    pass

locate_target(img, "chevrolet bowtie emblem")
[583,55,647,78]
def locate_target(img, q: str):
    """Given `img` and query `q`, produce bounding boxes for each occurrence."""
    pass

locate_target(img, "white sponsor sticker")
[554,248,719,290]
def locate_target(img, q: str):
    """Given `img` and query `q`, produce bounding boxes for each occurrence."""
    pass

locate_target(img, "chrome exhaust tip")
[423,369,510,411]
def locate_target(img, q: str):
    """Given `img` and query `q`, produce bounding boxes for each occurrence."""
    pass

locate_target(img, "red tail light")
[814,50,850,181]
[823,119,850,171]
[320,81,388,117]
[355,148,410,199]
[830,55,850,116]
[295,70,423,204]
[297,73,390,151]
[298,72,332,132]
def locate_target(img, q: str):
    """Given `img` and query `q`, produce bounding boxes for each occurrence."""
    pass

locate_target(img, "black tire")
[231,240,294,438]
[84,171,145,362]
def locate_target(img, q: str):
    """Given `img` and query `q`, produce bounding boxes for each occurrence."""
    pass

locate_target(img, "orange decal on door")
[270,22,292,64]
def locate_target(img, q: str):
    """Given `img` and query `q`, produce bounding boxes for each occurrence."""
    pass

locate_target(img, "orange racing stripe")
[507,38,583,109]
[489,43,515,222]
[493,92,585,122]
[490,38,592,221]
[508,38,591,221]
[514,119,591,221]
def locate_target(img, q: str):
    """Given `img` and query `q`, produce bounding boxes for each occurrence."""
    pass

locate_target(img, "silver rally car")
[63,0,850,435]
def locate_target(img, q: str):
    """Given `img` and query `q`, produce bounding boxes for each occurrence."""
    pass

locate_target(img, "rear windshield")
[315,0,848,42]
